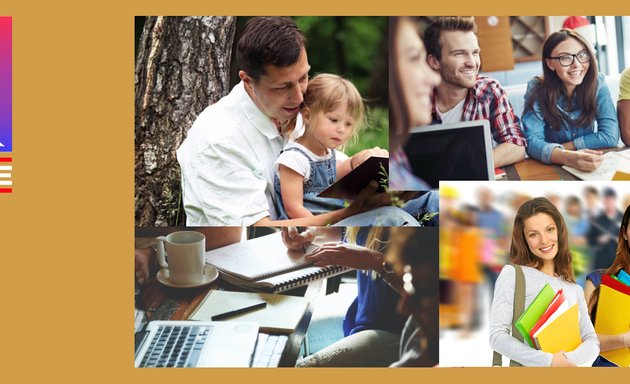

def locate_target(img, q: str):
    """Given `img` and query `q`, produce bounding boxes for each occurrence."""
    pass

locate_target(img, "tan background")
[0,1,628,382]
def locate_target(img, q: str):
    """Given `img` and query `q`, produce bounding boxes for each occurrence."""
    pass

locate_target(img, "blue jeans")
[334,190,439,227]
[401,190,439,226]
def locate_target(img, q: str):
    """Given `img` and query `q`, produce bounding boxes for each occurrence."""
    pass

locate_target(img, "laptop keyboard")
[139,325,213,368]
[252,333,288,367]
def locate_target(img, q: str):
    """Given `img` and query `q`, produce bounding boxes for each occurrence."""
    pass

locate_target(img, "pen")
[211,301,267,321]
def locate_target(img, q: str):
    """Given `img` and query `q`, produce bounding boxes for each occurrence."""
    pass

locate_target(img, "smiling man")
[422,17,526,168]
[177,17,405,226]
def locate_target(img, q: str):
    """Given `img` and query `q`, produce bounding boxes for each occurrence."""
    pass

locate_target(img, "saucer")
[156,265,219,288]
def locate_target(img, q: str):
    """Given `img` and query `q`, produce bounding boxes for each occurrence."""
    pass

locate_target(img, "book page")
[562,149,630,181]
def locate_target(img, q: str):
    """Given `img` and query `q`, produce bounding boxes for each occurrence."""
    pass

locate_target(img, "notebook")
[515,282,555,348]
[134,320,259,367]
[529,289,566,350]
[317,156,388,199]
[205,232,352,293]
[532,303,581,354]
[403,120,494,188]
[188,290,309,334]
[618,269,630,286]
[595,274,630,367]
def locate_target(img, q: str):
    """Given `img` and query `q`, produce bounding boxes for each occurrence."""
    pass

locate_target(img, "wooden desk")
[137,276,324,367]
[501,148,626,181]
[501,158,578,180]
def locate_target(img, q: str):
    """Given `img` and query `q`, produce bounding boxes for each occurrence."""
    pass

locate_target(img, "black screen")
[403,125,491,189]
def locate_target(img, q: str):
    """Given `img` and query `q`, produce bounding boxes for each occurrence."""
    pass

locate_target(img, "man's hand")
[346,180,391,215]
[135,247,155,285]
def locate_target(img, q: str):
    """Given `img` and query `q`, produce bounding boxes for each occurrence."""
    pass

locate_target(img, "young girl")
[489,197,599,366]
[584,203,630,366]
[273,73,385,220]
[522,29,619,172]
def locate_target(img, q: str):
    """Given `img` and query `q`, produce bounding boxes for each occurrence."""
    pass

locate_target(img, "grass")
[344,106,388,156]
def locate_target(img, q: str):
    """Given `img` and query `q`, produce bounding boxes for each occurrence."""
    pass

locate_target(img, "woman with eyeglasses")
[522,29,619,172]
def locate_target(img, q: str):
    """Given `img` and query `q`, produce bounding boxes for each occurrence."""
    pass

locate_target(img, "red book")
[529,289,566,349]
[602,274,630,295]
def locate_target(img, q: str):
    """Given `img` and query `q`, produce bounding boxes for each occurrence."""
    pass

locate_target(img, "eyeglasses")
[547,50,590,67]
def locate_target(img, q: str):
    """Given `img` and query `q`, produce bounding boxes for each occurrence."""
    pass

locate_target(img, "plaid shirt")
[431,75,527,147]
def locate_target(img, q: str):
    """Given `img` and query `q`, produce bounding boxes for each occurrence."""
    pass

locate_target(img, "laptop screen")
[403,120,494,189]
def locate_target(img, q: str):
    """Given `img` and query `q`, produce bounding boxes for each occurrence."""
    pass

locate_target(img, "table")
[501,158,579,180]
[501,147,626,181]
[135,275,325,367]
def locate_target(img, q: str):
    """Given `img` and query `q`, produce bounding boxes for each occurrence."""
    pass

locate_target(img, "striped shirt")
[431,76,527,148]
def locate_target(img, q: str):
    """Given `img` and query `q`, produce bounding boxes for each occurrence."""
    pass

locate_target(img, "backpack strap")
[492,264,525,367]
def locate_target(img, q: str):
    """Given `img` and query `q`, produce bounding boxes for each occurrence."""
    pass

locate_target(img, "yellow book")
[534,303,581,354]
[595,283,630,367]
[612,171,630,180]
[188,290,309,334]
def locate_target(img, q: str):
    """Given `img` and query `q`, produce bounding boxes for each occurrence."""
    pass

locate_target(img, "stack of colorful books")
[594,270,630,367]
[515,282,581,354]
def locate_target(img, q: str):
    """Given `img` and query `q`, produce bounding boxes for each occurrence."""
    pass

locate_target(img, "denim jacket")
[273,146,345,219]
[522,73,619,164]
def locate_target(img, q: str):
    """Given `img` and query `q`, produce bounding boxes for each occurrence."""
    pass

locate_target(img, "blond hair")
[303,73,365,149]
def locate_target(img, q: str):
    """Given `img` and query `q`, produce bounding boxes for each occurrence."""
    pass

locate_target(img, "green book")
[515,282,555,347]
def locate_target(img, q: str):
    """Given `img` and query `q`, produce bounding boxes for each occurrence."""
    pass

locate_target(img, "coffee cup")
[156,231,206,285]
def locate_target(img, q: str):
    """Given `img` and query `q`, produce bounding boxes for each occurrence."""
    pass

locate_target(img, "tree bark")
[135,16,236,226]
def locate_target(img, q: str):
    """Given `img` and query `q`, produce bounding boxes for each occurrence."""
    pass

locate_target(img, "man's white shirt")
[177,81,303,225]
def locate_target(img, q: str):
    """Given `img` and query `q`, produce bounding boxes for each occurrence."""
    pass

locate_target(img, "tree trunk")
[135,16,236,226]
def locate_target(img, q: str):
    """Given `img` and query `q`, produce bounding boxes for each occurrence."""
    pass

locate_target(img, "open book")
[562,149,630,181]
[317,156,388,199]
[205,231,351,293]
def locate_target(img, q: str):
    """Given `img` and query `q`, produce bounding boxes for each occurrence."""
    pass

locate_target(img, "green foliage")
[344,106,389,156]
[293,16,387,106]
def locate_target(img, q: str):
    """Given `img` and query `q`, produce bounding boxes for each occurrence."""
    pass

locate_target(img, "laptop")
[134,320,259,367]
[403,120,494,188]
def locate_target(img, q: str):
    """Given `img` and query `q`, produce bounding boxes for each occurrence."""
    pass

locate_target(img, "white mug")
[156,231,206,285]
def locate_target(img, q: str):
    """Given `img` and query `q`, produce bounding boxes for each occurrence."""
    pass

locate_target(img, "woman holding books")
[584,203,630,366]
[489,197,599,366]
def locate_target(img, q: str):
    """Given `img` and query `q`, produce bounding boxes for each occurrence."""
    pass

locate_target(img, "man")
[583,186,601,221]
[423,17,526,168]
[475,187,505,297]
[587,187,623,271]
[618,66,630,146]
[177,17,397,226]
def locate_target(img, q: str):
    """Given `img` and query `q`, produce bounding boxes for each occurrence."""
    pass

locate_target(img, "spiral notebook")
[205,231,351,293]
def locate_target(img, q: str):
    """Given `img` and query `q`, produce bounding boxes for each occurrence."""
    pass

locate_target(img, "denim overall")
[274,146,345,219]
